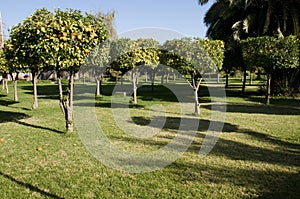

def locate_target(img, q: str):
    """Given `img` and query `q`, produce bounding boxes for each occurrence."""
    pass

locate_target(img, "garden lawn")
[0,81,299,198]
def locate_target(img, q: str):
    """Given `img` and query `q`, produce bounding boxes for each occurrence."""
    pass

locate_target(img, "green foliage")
[8,8,108,74]
[110,38,160,74]
[195,38,225,71]
[0,50,9,74]
[241,36,300,72]
[9,8,54,73]
[161,37,224,76]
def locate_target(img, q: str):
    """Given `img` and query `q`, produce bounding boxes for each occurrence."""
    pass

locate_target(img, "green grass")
[0,80,299,198]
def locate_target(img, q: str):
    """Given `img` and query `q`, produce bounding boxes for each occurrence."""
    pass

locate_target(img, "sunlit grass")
[0,80,299,198]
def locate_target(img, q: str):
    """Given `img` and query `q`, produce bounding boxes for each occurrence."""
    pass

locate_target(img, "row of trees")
[0,8,225,132]
[1,8,109,132]
[241,36,300,105]
[83,37,225,114]
[199,0,300,95]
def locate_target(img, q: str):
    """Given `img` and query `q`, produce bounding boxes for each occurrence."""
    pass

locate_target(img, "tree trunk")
[225,73,229,88]
[5,79,8,94]
[263,0,272,34]
[66,72,74,132]
[32,72,38,109]
[266,73,271,105]
[58,72,74,132]
[250,72,253,85]
[161,74,164,84]
[257,69,261,80]
[242,70,247,93]
[217,72,220,83]
[194,88,200,115]
[95,77,101,96]
[13,80,18,102]
[2,78,4,90]
[166,74,169,84]
[192,76,202,116]
[3,78,8,94]
[58,77,65,115]
[291,7,299,36]
[151,70,156,92]
[132,72,138,104]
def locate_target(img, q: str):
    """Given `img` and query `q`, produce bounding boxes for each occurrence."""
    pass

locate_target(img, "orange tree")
[0,49,9,94]
[9,8,108,131]
[161,37,224,115]
[110,38,160,104]
[2,39,27,102]
[47,9,108,132]
[9,8,54,109]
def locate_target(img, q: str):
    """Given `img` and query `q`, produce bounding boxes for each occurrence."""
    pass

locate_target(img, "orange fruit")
[59,36,67,42]
[0,138,4,142]
[36,147,42,151]
[77,35,83,41]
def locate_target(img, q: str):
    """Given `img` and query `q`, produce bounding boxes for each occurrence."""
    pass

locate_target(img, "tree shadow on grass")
[0,99,19,107]
[21,84,60,100]
[0,171,64,199]
[114,115,300,167]
[14,121,65,134]
[0,110,28,123]
[0,111,64,134]
[202,103,300,115]
[169,160,300,198]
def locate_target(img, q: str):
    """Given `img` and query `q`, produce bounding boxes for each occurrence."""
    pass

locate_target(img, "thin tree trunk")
[13,80,18,102]
[194,88,200,115]
[58,77,66,117]
[166,74,169,83]
[66,72,74,132]
[217,72,220,83]
[291,7,299,35]
[4,78,8,94]
[225,73,229,88]
[161,74,164,84]
[151,70,156,92]
[250,72,253,85]
[263,0,272,34]
[2,74,9,94]
[193,76,202,116]
[266,73,271,105]
[2,78,4,90]
[132,72,138,104]
[95,77,101,96]
[242,70,247,93]
[32,72,38,109]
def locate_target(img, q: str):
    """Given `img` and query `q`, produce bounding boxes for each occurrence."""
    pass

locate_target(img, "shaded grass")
[0,81,299,198]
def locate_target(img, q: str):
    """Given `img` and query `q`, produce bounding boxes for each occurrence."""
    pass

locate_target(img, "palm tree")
[201,0,299,39]
[200,0,299,91]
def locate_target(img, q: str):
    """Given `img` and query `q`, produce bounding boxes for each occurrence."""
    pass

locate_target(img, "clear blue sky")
[0,0,213,39]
